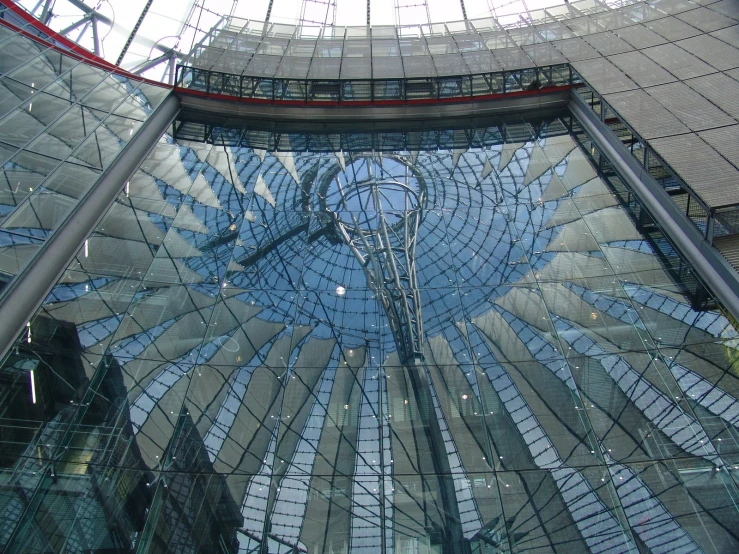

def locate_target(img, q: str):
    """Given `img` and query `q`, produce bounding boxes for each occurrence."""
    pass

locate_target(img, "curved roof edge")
[0,0,173,89]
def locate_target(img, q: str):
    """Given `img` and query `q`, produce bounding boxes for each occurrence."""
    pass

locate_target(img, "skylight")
[18,0,572,80]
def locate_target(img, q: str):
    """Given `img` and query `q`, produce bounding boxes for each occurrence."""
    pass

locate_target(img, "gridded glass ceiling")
[15,0,580,78]
[2,111,739,552]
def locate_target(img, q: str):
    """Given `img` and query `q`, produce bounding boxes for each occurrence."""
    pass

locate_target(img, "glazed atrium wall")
[0,0,739,553]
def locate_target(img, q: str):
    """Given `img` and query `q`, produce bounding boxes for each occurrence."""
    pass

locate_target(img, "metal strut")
[459,0,468,19]
[0,94,180,365]
[298,0,337,27]
[116,0,155,66]
[394,0,432,27]
[330,159,425,364]
[265,0,276,21]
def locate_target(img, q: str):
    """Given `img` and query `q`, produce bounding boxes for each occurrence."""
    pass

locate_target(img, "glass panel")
[0,78,34,119]
[5,51,70,91]
[26,105,107,160]
[2,112,739,554]
[48,62,108,102]
[0,36,46,76]
[72,115,144,169]
[0,151,60,224]
[81,75,141,113]
[130,82,170,112]
[0,162,101,277]
[0,105,47,147]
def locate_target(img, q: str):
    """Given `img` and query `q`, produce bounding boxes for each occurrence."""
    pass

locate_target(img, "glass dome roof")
[16,0,580,79]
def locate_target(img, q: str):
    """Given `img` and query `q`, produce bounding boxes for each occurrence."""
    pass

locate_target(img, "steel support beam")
[0,93,180,364]
[178,87,570,123]
[57,12,91,36]
[131,50,173,75]
[569,90,739,320]
[265,0,275,21]
[64,0,184,59]
[90,13,100,56]
[459,0,468,19]
[168,56,176,85]
[39,0,53,24]
[115,0,155,65]
[331,175,425,364]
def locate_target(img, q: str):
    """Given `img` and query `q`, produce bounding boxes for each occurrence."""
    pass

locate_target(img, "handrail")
[175,63,574,104]
[571,68,739,239]
[570,90,739,320]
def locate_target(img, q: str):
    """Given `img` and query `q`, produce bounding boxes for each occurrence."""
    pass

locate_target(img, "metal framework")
[570,89,739,321]
[178,63,573,103]
[330,159,426,364]
[23,0,187,82]
[265,0,275,21]
[459,0,468,19]
[115,0,154,65]
[394,0,431,28]
[32,0,53,24]
[299,0,337,27]
[0,94,181,366]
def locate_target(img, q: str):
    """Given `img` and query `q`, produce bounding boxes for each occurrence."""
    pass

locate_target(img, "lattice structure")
[299,0,337,27]
[329,157,425,364]
[394,0,431,27]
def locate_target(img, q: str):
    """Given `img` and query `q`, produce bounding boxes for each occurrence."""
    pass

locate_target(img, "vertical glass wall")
[1,110,738,553]
[0,19,169,293]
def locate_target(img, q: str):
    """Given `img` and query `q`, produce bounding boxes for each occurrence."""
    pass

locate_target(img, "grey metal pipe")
[569,91,739,320]
[58,13,92,37]
[0,93,180,363]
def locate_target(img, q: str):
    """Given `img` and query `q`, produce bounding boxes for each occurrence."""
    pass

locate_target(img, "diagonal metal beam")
[265,0,275,21]
[0,94,180,365]
[57,12,91,36]
[459,0,468,19]
[90,13,100,56]
[64,0,185,59]
[39,0,53,24]
[116,0,154,66]
[130,49,172,75]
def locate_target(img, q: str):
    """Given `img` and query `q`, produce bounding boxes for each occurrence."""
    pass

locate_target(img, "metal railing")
[175,63,573,103]
[571,69,739,244]
[172,111,571,151]
[173,62,739,246]
[567,110,711,310]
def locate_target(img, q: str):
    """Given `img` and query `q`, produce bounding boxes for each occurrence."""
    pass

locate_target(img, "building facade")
[0,0,738,552]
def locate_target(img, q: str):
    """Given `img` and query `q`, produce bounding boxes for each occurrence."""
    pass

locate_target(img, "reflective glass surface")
[0,30,168,292]
[1,113,738,553]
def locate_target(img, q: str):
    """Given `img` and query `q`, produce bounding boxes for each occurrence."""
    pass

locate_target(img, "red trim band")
[0,0,171,88]
[1,0,572,109]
